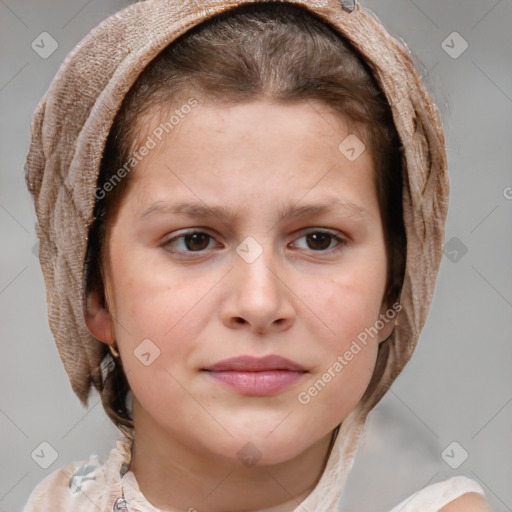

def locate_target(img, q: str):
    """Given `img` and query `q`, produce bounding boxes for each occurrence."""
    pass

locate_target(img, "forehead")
[123,100,378,219]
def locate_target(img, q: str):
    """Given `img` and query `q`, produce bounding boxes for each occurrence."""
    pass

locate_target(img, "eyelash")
[162,229,347,256]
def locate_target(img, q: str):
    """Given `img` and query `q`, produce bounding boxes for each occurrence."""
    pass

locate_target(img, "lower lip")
[203,370,306,396]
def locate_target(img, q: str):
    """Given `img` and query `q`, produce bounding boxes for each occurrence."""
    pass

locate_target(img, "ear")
[376,296,399,344]
[84,285,115,345]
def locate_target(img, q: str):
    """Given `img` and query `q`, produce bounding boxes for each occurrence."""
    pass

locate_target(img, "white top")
[23,424,486,512]
[387,477,485,512]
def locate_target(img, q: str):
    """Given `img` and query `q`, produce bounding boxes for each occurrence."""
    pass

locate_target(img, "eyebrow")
[138,196,369,223]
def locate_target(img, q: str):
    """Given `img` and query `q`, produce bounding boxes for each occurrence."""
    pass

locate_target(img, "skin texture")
[85,99,398,511]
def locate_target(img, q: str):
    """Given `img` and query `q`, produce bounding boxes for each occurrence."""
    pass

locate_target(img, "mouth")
[202,354,306,372]
[201,355,307,396]
[202,369,307,396]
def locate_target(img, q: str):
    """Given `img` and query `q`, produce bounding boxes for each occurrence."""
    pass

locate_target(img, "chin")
[202,425,318,467]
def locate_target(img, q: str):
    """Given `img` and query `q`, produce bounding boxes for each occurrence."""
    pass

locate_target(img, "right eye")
[162,230,220,254]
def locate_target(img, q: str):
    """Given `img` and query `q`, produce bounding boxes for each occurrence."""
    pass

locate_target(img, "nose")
[220,241,295,334]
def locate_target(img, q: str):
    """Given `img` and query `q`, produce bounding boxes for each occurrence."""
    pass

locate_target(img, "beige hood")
[24,0,448,508]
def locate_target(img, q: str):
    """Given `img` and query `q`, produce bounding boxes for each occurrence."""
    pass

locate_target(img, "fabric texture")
[23,431,486,512]
[24,0,461,510]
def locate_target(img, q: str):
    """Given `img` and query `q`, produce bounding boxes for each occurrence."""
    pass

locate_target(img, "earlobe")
[84,287,115,345]
[377,300,398,344]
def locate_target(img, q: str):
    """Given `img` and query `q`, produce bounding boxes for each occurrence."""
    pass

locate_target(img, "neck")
[127,403,339,512]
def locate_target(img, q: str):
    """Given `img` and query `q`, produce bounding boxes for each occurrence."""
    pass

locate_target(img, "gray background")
[1,1,511,511]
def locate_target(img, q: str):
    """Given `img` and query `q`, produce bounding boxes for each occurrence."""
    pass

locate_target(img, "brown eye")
[182,233,211,251]
[294,230,346,252]
[305,232,332,251]
[163,229,346,257]
[164,231,215,253]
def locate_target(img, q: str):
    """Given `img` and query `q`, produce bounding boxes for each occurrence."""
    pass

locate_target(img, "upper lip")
[203,355,306,372]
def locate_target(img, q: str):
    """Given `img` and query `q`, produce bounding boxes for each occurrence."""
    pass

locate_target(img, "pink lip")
[202,355,307,396]
[204,370,306,396]
[202,354,306,372]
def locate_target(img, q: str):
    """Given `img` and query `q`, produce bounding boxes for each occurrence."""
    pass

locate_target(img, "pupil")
[185,233,209,251]
[307,233,330,250]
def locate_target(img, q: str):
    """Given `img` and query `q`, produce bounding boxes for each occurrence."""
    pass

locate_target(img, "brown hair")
[85,2,406,435]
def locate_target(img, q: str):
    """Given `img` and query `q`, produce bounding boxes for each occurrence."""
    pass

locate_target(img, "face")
[87,99,395,466]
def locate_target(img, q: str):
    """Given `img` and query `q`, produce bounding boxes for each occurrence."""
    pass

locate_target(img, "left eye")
[293,231,346,252]
[162,230,346,254]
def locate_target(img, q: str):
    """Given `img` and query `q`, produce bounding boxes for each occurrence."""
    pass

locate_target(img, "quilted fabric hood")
[24,1,448,507]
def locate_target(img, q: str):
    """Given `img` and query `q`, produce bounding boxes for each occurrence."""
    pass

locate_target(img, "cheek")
[110,243,174,319]
[107,245,196,361]
[298,278,382,418]
[293,254,386,407]
[304,260,387,343]
[109,254,198,414]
